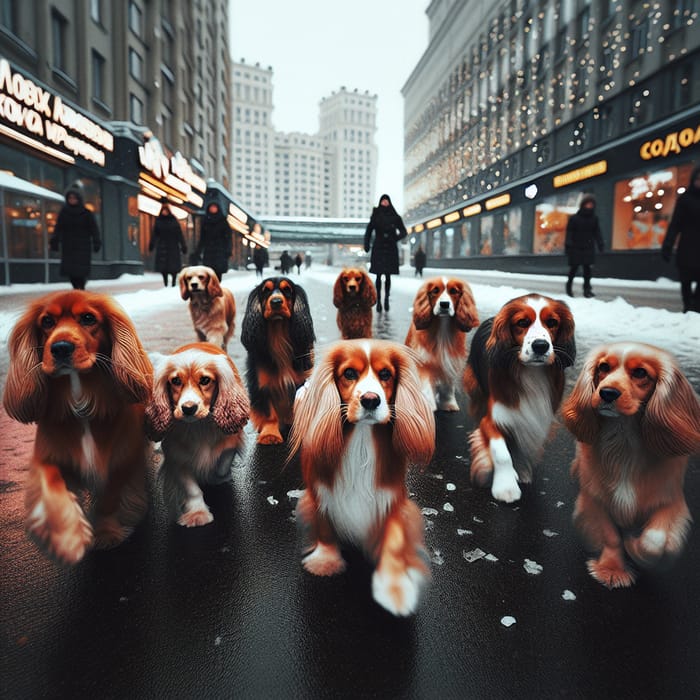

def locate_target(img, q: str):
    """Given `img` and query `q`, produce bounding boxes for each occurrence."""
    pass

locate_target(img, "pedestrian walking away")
[49,180,101,290]
[414,245,427,277]
[662,165,700,313]
[253,245,268,278]
[149,202,187,287]
[565,193,604,298]
[363,193,407,311]
[294,253,303,274]
[194,202,233,281]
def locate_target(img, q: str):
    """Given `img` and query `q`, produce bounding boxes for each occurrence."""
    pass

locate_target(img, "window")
[51,10,67,72]
[671,0,698,29]
[92,50,105,102]
[90,0,102,23]
[128,1,143,37]
[630,18,649,58]
[130,94,144,124]
[1,0,16,32]
[129,48,143,81]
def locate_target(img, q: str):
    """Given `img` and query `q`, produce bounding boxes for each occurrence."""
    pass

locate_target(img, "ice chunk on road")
[523,558,543,575]
[501,616,517,627]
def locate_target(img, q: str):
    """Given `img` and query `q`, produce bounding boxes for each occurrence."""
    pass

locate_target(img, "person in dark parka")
[195,202,232,281]
[49,180,101,290]
[149,203,187,287]
[565,194,605,298]
[414,245,427,277]
[363,193,407,311]
[662,166,700,313]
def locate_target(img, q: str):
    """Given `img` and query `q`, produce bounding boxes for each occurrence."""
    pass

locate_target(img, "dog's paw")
[587,558,636,588]
[302,543,346,576]
[491,471,522,503]
[372,566,426,617]
[178,508,214,527]
[27,496,93,565]
[438,399,460,412]
[258,429,284,445]
[93,519,132,549]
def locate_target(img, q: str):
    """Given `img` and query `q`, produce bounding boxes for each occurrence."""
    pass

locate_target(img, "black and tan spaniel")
[146,342,250,527]
[241,276,315,444]
[332,267,377,339]
[463,293,576,503]
[179,265,236,350]
[563,342,700,588]
[289,339,435,616]
[2,290,153,564]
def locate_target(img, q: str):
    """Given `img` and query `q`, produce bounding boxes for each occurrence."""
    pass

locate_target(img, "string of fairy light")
[404,0,697,219]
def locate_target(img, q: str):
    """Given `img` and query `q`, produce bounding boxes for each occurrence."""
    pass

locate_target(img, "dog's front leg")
[478,416,521,503]
[297,491,346,576]
[372,501,429,616]
[25,461,94,564]
[176,474,213,527]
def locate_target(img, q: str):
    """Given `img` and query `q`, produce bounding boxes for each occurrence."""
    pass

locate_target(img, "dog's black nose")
[50,340,75,360]
[532,339,550,356]
[190,282,199,289]
[181,403,198,416]
[599,387,621,403]
[439,300,450,310]
[360,393,381,410]
[270,296,283,308]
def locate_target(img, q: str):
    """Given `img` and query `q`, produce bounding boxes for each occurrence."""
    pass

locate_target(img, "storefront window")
[480,215,494,255]
[612,163,695,250]
[459,221,472,256]
[432,230,442,258]
[504,207,522,254]
[534,192,580,253]
[4,192,44,258]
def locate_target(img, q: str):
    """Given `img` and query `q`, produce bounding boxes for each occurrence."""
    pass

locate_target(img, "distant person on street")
[253,245,268,278]
[305,252,312,269]
[149,203,187,287]
[294,253,303,274]
[49,180,101,290]
[194,202,232,281]
[414,245,427,277]
[565,193,604,298]
[662,165,700,313]
[363,193,407,311]
[280,250,293,274]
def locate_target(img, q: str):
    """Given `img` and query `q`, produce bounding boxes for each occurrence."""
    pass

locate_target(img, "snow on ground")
[0,266,698,369]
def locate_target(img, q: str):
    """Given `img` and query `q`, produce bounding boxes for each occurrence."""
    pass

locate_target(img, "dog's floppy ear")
[554,300,576,369]
[211,357,250,434]
[455,281,479,332]
[2,301,48,423]
[145,359,173,440]
[411,281,434,330]
[642,359,700,456]
[179,271,190,300]
[205,270,223,299]
[102,297,153,404]
[241,283,265,351]
[290,283,316,356]
[332,274,344,308]
[392,348,435,467]
[360,271,377,305]
[562,350,601,445]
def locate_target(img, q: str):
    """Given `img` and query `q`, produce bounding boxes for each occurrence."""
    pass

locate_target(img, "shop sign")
[640,124,700,161]
[0,58,113,166]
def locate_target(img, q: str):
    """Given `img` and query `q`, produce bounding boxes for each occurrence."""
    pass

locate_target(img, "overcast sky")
[229,0,430,214]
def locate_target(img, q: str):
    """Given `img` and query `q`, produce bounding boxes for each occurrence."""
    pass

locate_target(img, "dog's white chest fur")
[317,424,395,545]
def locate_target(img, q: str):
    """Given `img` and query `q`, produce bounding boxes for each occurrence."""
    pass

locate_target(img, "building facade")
[403,0,700,279]
[231,60,378,218]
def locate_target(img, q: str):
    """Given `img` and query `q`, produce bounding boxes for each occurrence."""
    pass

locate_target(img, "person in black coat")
[49,180,101,290]
[253,245,268,278]
[363,194,407,311]
[149,204,187,287]
[565,194,605,298]
[414,245,427,277]
[195,202,232,281]
[662,166,700,313]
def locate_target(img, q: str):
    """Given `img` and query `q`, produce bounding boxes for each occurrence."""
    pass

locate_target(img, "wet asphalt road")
[1,269,699,700]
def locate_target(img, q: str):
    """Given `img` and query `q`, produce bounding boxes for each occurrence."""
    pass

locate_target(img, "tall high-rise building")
[231,61,378,217]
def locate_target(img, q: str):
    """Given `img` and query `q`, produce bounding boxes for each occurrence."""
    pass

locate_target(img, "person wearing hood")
[363,193,407,311]
[194,202,232,281]
[149,203,187,287]
[565,193,605,298]
[662,166,700,313]
[49,180,101,290]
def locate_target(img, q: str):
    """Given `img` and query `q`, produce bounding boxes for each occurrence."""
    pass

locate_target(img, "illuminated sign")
[485,193,511,210]
[462,203,482,217]
[640,124,700,161]
[413,224,425,233]
[0,58,113,166]
[553,160,607,188]
[426,217,442,229]
[444,210,460,223]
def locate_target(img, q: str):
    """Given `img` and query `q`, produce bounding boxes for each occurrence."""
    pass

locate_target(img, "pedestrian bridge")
[259,216,367,244]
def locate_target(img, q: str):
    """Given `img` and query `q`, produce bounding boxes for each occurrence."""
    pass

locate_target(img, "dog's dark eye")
[430,287,440,296]
[79,313,97,326]
[598,362,611,373]
[449,287,460,296]
[631,367,648,379]
[343,368,359,381]
[170,376,182,386]
[516,318,531,328]
[40,315,55,330]
[199,376,212,386]
[377,368,393,382]
[545,318,559,329]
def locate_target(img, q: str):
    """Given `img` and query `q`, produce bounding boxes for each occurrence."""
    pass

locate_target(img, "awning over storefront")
[0,171,64,201]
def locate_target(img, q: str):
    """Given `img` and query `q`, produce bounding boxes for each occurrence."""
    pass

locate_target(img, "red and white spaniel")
[405,276,479,411]
[2,290,153,564]
[289,339,435,616]
[563,342,700,588]
[332,267,377,339]
[463,293,576,503]
[146,342,250,527]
